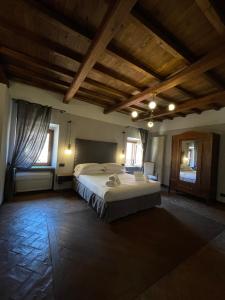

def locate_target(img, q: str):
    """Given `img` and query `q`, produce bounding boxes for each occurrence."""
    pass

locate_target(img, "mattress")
[179,170,196,183]
[75,173,161,202]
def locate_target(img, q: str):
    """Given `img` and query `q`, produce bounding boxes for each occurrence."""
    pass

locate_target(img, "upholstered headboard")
[74,138,117,165]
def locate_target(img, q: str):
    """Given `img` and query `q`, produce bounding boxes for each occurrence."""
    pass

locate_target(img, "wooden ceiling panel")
[0,0,90,55]
[0,0,224,120]
[112,16,186,77]
[211,63,225,82]
[87,69,138,94]
[139,0,223,56]
[39,0,110,32]
[98,51,155,87]
[179,76,219,96]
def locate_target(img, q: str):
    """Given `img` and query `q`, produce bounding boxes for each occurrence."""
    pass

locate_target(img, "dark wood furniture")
[170,131,220,202]
[56,173,74,184]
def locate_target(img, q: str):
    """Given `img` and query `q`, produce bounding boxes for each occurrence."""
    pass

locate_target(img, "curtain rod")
[13,98,66,113]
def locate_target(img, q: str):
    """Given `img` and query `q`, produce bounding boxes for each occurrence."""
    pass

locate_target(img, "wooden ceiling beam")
[8,72,120,112]
[6,64,119,104]
[25,0,159,78]
[195,0,225,35]
[6,63,148,114]
[0,63,9,86]
[141,91,225,120]
[104,43,225,113]
[209,103,224,110]
[0,46,131,99]
[63,0,138,102]
[192,108,203,114]
[0,18,144,92]
[132,3,225,91]
[24,0,195,100]
[175,112,186,117]
[1,47,149,113]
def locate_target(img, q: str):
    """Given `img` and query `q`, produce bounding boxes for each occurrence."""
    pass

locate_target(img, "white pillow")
[74,163,105,176]
[101,163,124,174]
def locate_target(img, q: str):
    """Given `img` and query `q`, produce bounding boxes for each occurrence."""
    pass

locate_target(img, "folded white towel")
[109,174,121,185]
[106,180,117,187]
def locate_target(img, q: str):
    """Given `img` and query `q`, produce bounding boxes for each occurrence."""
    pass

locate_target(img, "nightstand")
[56,173,74,184]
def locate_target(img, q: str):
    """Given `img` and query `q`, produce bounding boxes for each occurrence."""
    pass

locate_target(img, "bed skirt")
[73,179,161,222]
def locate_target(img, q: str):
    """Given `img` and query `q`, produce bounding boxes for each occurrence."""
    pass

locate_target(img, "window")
[125,137,143,167]
[34,129,54,166]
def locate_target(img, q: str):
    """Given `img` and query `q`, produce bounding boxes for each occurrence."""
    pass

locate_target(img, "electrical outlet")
[59,163,65,167]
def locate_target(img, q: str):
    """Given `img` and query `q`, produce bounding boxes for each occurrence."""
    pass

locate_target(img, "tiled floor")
[0,190,225,300]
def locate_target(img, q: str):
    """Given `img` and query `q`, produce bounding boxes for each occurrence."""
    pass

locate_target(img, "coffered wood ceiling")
[1,0,225,121]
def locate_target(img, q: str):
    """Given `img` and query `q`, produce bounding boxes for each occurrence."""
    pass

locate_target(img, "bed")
[179,170,197,183]
[73,139,161,222]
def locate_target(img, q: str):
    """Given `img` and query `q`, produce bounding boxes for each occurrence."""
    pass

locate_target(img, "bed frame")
[73,138,161,222]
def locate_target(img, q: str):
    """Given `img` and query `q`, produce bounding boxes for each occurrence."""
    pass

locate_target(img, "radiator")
[15,171,53,193]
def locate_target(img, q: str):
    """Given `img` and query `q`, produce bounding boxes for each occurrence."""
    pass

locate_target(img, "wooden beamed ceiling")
[1,0,225,121]
[105,43,225,113]
[63,0,138,102]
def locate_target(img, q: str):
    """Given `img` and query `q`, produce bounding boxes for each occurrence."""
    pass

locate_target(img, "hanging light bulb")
[147,121,154,128]
[64,145,72,155]
[64,120,72,155]
[148,101,157,110]
[131,110,138,118]
[168,103,176,111]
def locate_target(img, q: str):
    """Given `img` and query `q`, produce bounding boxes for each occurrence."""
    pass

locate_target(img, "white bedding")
[180,170,196,183]
[75,173,161,202]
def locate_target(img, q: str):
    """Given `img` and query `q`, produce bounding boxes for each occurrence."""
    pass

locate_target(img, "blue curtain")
[4,100,51,200]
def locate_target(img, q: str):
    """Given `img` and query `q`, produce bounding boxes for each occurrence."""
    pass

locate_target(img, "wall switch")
[59,163,65,167]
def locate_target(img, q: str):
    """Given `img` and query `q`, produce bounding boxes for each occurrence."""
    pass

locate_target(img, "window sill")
[32,166,54,169]
[16,166,55,172]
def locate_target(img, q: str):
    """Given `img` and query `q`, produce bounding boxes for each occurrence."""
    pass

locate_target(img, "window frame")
[125,138,143,167]
[34,129,54,167]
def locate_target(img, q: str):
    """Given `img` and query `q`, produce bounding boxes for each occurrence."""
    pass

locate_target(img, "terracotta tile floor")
[0,190,225,300]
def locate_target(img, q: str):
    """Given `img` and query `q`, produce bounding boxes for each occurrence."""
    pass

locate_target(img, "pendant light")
[147,94,157,128]
[168,103,176,111]
[147,121,154,128]
[131,110,138,118]
[120,131,126,159]
[148,93,157,110]
[64,120,72,155]
[148,101,157,110]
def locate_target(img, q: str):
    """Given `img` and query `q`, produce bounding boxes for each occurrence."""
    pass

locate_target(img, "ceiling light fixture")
[131,110,138,118]
[64,120,72,155]
[168,103,176,111]
[148,101,157,110]
[147,121,154,128]
[148,93,157,110]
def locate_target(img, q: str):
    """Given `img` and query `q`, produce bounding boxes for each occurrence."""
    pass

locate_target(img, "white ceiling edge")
[9,81,155,129]
[157,107,225,134]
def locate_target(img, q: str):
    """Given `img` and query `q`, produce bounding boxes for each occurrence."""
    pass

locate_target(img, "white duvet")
[76,173,161,202]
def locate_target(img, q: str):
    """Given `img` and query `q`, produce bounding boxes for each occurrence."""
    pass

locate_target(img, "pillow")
[74,163,105,176]
[101,163,124,174]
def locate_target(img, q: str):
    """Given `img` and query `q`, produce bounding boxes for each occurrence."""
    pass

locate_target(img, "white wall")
[158,108,225,133]
[0,83,11,204]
